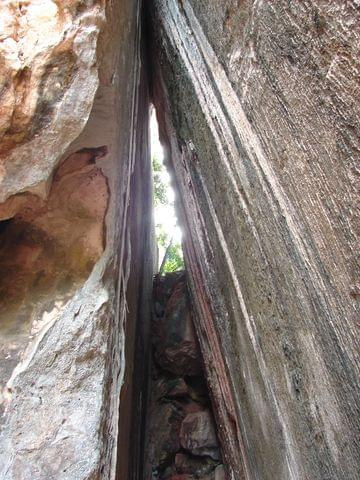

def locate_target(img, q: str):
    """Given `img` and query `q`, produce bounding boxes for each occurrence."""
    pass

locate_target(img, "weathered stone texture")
[0,1,153,479]
[153,273,202,376]
[0,146,109,417]
[151,1,360,479]
[0,0,105,202]
[145,273,223,480]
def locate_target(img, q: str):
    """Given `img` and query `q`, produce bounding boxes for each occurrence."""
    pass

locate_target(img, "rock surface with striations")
[151,1,360,479]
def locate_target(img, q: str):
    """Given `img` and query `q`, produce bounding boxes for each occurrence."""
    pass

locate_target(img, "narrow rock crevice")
[0,1,358,479]
[144,272,226,480]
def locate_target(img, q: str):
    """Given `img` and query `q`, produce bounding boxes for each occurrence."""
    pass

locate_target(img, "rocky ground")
[145,272,225,480]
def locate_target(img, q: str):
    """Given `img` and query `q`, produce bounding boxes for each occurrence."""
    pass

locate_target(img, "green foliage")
[152,156,167,206]
[152,156,162,172]
[162,242,184,273]
[152,154,184,273]
[155,224,184,273]
[156,227,168,248]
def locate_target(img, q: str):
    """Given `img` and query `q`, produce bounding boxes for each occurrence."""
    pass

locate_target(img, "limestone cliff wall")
[151,1,360,479]
[0,1,153,479]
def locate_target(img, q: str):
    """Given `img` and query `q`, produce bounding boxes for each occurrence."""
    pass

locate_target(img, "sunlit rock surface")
[0,1,153,479]
[0,0,105,202]
[151,1,360,479]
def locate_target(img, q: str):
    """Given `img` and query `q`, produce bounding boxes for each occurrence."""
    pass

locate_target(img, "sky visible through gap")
[150,107,184,273]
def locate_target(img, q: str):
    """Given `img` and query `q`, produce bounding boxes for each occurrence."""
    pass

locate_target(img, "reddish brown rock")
[180,410,220,460]
[145,274,222,480]
[181,399,205,416]
[153,271,185,301]
[154,279,202,376]
[147,402,184,467]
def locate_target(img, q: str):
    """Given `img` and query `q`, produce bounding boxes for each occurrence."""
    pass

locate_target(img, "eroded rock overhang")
[0,1,154,479]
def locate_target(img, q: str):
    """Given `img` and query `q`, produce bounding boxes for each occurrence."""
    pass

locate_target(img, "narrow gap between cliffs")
[138,106,226,480]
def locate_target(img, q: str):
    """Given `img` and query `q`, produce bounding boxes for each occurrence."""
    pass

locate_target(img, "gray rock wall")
[151,1,360,479]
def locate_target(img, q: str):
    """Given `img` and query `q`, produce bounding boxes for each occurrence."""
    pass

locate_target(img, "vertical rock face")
[151,1,359,479]
[0,1,154,479]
